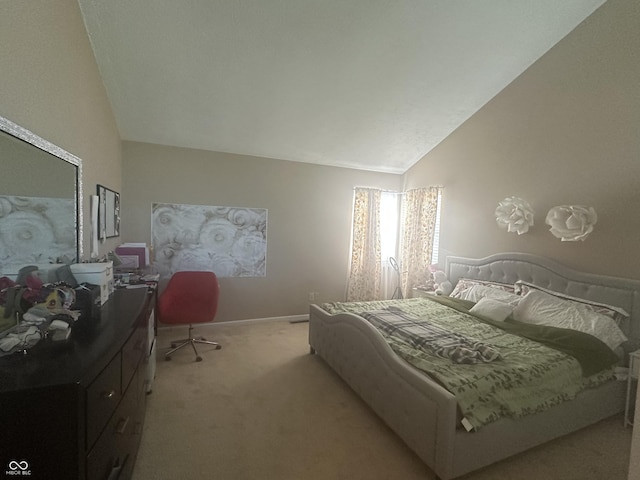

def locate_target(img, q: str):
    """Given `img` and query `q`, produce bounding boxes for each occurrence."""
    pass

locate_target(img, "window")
[380,191,400,262]
[348,186,442,301]
[380,189,441,265]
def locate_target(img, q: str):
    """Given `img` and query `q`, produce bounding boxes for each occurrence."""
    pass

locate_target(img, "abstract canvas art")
[0,195,76,266]
[151,203,267,278]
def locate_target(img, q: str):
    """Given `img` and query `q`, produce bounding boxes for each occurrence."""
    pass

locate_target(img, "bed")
[308,252,640,479]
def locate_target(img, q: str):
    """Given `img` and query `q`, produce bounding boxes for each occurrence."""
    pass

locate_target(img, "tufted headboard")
[445,252,640,339]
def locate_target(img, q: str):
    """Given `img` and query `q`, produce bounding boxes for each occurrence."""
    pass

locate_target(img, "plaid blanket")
[360,307,501,364]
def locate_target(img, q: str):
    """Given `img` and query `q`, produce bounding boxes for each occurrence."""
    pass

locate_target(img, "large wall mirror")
[0,115,83,269]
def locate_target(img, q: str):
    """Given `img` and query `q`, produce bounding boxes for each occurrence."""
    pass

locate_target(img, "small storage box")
[70,262,114,305]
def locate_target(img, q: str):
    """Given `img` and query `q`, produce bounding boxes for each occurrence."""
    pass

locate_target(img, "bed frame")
[308,252,640,479]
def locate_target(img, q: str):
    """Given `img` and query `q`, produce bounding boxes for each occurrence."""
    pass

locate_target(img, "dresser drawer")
[122,326,146,391]
[87,369,143,480]
[86,353,122,449]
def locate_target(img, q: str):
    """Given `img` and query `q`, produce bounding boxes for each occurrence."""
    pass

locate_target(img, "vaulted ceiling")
[78,0,605,174]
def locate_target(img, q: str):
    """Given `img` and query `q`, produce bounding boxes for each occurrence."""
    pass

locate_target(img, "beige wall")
[0,0,122,259]
[121,141,402,321]
[404,0,640,279]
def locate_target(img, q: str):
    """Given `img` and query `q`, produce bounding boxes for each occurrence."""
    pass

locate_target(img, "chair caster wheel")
[170,343,177,348]
[165,356,172,361]
[215,345,222,350]
[196,356,203,362]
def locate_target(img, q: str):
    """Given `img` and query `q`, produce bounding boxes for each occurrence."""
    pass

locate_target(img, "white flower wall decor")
[495,196,535,235]
[545,205,597,241]
[152,203,267,279]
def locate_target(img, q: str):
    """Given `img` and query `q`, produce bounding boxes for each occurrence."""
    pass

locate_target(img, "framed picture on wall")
[97,184,120,239]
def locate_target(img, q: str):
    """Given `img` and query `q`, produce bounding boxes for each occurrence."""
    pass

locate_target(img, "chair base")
[164,324,221,362]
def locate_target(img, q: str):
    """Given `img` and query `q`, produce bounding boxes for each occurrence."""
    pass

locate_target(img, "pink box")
[115,246,147,269]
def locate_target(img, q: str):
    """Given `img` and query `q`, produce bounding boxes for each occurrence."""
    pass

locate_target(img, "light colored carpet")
[132,319,633,480]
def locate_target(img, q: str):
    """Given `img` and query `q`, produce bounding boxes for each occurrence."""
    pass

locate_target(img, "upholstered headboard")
[445,252,640,339]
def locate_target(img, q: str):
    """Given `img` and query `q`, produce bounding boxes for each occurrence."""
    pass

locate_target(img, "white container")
[70,262,114,305]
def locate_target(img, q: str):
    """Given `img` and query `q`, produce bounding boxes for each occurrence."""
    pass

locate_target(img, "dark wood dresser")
[0,287,155,480]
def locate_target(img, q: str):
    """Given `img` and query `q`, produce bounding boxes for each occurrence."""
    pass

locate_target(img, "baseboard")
[157,314,309,331]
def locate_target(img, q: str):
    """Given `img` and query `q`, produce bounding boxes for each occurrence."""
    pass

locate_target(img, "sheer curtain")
[346,188,381,301]
[399,186,442,296]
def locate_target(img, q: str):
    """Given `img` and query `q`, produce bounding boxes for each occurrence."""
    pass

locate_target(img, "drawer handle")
[102,390,116,399]
[107,454,129,480]
[134,421,143,435]
[116,416,130,434]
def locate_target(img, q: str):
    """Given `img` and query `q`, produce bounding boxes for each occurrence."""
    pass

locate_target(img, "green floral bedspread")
[320,297,618,429]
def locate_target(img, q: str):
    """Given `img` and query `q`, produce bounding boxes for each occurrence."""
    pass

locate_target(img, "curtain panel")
[346,188,382,301]
[400,186,441,296]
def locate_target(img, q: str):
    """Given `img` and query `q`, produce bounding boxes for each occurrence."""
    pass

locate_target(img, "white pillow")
[469,297,514,322]
[513,290,628,352]
[456,284,522,306]
[513,281,629,325]
[450,278,516,298]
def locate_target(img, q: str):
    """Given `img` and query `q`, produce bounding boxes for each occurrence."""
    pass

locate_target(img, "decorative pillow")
[450,278,516,299]
[513,289,628,352]
[453,284,522,306]
[514,281,630,325]
[469,297,514,322]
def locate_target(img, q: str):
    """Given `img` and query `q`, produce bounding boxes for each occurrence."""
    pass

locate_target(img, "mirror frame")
[0,115,83,261]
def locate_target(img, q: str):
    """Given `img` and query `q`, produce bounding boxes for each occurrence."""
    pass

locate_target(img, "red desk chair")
[158,271,222,362]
